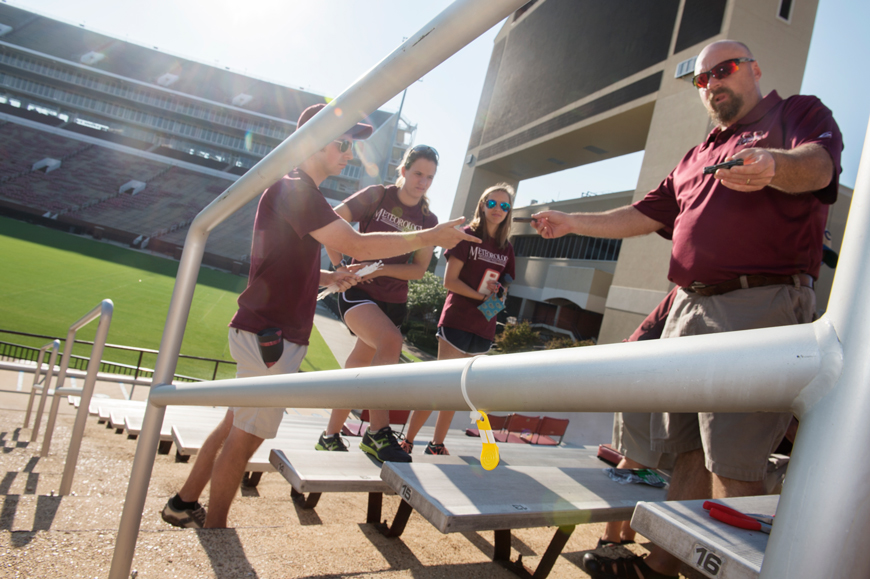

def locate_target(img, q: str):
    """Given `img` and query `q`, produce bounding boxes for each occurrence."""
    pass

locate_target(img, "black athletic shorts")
[436,326,493,355]
[338,286,407,333]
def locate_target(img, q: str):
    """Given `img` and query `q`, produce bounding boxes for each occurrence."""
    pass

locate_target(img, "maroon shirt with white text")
[439,226,515,341]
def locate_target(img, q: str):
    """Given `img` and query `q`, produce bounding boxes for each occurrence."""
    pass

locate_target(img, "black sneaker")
[360,426,412,463]
[400,440,414,454]
[161,495,206,528]
[425,442,450,455]
[315,431,349,451]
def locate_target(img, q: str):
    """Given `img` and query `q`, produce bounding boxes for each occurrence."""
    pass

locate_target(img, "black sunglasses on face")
[486,199,511,212]
[334,139,353,153]
[692,58,755,89]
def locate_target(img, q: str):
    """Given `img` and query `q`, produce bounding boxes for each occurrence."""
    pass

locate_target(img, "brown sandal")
[582,553,678,579]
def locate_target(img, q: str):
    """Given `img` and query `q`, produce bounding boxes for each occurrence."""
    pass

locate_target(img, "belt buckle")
[688,281,709,292]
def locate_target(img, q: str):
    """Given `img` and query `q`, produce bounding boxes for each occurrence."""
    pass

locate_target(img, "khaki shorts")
[227,328,307,439]
[650,284,815,481]
[612,412,676,470]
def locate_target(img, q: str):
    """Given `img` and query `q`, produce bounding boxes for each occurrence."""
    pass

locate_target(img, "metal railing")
[38,300,114,500]
[22,339,60,443]
[0,329,235,383]
[109,3,870,579]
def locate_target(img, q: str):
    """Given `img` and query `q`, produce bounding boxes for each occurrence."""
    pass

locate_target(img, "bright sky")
[9,0,870,223]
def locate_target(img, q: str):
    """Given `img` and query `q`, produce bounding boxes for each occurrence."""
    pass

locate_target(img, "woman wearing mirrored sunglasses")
[316,144,441,463]
[402,183,517,456]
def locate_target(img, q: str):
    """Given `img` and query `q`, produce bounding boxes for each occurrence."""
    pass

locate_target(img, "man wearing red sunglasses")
[532,40,842,579]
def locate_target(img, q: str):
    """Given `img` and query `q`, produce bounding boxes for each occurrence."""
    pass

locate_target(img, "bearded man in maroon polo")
[530,39,843,579]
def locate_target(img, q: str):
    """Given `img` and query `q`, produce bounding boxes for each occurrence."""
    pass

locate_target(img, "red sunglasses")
[692,58,755,89]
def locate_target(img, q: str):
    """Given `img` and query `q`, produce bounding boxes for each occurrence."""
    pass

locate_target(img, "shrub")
[544,336,595,349]
[493,321,541,354]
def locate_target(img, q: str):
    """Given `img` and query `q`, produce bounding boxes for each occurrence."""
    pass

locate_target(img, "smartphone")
[703,158,744,175]
[513,217,537,223]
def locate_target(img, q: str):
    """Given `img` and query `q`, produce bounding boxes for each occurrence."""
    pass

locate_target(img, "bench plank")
[631,496,777,579]
[380,463,668,534]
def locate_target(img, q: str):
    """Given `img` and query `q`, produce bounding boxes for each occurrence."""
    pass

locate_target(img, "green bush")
[406,271,449,322]
[544,336,595,349]
[403,320,439,356]
[493,321,541,354]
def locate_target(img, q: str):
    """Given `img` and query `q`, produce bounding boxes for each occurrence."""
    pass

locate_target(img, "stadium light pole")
[109,1,530,577]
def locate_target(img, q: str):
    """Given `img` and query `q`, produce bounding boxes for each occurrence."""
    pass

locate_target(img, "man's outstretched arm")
[531,205,664,240]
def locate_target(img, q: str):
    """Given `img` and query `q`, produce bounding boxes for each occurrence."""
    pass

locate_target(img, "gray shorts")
[227,328,307,439]
[650,284,815,481]
[612,412,676,470]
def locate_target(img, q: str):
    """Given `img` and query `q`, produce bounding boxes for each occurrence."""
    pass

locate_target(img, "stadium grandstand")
[0,3,416,274]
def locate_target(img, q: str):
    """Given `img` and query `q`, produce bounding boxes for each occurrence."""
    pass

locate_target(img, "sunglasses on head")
[405,144,439,166]
[334,139,353,153]
[486,199,511,212]
[692,57,755,89]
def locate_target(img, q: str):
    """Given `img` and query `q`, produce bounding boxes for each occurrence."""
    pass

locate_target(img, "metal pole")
[58,299,113,494]
[759,117,870,578]
[28,340,60,443]
[108,2,527,577]
[148,320,833,414]
[41,301,108,457]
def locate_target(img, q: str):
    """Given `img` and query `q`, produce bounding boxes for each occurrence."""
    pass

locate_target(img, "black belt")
[684,274,814,297]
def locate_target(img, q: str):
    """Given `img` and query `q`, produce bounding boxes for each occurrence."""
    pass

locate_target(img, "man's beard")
[707,87,744,125]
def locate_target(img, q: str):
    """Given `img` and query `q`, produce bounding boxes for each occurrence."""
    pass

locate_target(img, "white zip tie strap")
[460,355,486,423]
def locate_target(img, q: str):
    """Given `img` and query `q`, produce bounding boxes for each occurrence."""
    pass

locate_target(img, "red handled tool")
[703,501,773,534]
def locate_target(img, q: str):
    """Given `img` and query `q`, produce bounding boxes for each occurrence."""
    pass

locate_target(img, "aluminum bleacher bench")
[630,495,778,579]
[120,405,227,454]
[378,459,668,579]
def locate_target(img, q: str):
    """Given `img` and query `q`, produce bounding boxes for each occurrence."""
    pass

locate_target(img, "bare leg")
[600,456,646,544]
[203,426,264,528]
[324,339,376,435]
[431,411,455,445]
[404,410,432,444]
[177,410,234,503]
[341,304,404,432]
[713,474,764,498]
[643,448,710,575]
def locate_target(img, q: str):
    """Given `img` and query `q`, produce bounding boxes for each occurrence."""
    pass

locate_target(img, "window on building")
[777,0,793,22]
[511,234,622,262]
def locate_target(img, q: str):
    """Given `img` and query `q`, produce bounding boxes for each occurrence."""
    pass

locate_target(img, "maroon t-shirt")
[230,169,340,345]
[439,226,516,341]
[343,184,438,303]
[633,92,843,288]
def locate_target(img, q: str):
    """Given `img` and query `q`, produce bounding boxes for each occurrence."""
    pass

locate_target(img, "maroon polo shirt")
[626,287,678,342]
[439,226,516,341]
[230,169,340,345]
[634,91,843,287]
[344,184,438,303]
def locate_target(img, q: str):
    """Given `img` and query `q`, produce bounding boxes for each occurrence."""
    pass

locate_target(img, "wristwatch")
[333,258,350,270]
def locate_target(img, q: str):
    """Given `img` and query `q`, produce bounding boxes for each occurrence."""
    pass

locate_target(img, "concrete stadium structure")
[0,3,413,273]
[449,0,851,343]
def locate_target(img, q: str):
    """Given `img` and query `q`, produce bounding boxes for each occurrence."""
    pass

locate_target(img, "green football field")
[0,216,339,380]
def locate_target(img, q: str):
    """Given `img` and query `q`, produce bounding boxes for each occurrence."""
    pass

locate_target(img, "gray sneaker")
[161,496,206,528]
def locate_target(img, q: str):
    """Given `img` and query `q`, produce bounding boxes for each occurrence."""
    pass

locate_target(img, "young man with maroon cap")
[162,103,478,530]
[531,40,843,579]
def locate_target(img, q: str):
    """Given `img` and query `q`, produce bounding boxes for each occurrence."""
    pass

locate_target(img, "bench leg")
[156,440,171,454]
[493,529,512,561]
[497,525,575,579]
[378,499,413,538]
[290,488,321,509]
[175,450,190,463]
[366,492,383,525]
[242,471,262,488]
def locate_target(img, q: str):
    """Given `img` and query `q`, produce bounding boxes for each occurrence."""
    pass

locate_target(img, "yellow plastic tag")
[476,411,500,471]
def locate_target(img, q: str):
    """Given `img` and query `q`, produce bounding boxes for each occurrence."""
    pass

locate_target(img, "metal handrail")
[38,300,114,499]
[22,339,60,437]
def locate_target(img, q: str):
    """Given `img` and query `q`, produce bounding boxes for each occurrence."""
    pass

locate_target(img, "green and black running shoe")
[360,426,412,463]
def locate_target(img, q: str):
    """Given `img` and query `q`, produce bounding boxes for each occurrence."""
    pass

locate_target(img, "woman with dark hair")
[402,183,516,455]
[316,144,440,463]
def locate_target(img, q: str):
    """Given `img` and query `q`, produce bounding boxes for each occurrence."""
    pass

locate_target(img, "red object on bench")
[531,416,570,445]
[343,410,411,437]
[597,444,624,466]
[464,413,509,437]
[495,414,541,444]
